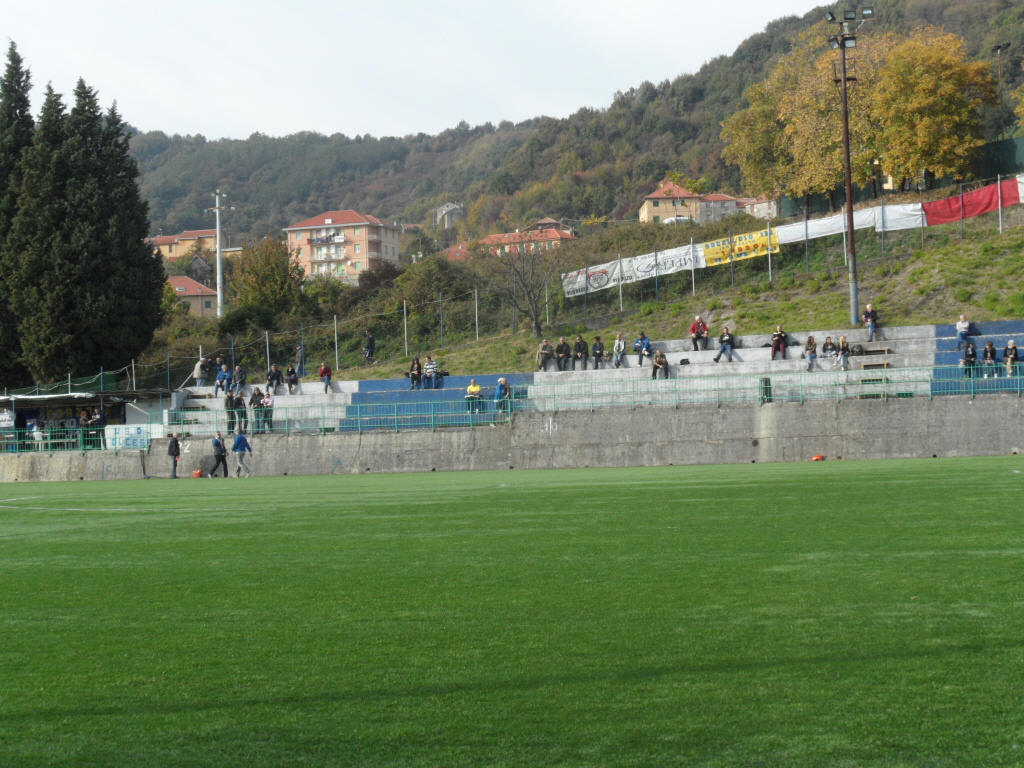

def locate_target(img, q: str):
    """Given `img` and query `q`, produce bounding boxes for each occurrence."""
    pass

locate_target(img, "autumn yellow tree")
[230,237,305,317]
[870,28,995,184]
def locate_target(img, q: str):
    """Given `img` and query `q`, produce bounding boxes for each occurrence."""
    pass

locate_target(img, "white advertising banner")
[562,244,705,297]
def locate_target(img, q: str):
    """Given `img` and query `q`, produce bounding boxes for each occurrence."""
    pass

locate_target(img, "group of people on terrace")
[957,315,1021,377]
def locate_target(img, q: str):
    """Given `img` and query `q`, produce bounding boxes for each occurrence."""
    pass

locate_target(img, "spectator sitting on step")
[804,336,817,372]
[1004,339,1019,377]
[955,314,971,350]
[861,303,878,342]
[266,363,283,395]
[771,326,788,360]
[536,339,554,371]
[555,337,572,371]
[689,315,709,351]
[821,336,838,366]
[837,335,851,370]
[961,342,977,377]
[214,364,232,395]
[651,349,670,379]
[982,341,998,375]
[284,364,299,394]
[231,364,247,396]
[408,357,422,389]
[591,336,605,369]
[612,333,626,368]
[422,356,440,389]
[633,332,651,366]
[713,326,734,363]
[572,335,589,370]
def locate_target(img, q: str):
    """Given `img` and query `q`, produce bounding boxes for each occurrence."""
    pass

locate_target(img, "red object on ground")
[192,469,203,478]
[811,454,826,462]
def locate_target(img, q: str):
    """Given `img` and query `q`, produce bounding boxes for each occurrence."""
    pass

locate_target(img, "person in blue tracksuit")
[231,429,253,477]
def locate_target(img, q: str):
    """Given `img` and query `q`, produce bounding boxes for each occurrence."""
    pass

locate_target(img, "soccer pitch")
[1,458,1022,767]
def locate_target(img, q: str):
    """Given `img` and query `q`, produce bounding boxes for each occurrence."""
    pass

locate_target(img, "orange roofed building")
[639,181,759,224]
[148,229,218,260]
[479,219,576,256]
[167,276,217,317]
[283,209,400,284]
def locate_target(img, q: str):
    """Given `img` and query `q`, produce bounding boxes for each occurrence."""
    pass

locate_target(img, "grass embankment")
[2,458,1022,766]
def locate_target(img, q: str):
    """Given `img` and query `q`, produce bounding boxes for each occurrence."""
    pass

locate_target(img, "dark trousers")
[691,336,707,351]
[211,454,228,477]
[557,357,569,371]
[771,341,787,360]
[573,356,587,370]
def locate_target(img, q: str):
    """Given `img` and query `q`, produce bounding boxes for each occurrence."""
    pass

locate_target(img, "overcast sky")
[5,0,819,140]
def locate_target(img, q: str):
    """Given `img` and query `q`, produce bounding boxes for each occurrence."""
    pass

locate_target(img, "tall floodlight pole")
[827,7,873,327]
[209,189,228,317]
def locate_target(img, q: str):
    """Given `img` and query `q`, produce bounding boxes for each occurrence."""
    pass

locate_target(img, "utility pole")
[207,189,233,318]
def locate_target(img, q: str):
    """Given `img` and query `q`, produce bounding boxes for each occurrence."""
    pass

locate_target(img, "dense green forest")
[131,0,1024,242]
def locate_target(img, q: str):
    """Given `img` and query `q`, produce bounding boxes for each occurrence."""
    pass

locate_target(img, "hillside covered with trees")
[131,0,1024,243]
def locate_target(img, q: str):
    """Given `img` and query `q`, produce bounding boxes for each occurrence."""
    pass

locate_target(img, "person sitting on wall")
[1004,339,1020,377]
[771,326,788,360]
[837,335,852,371]
[266,363,284,395]
[591,336,605,369]
[612,333,626,368]
[214,364,232,395]
[804,336,817,371]
[955,314,971,351]
[284,364,299,394]
[318,361,333,393]
[422,356,440,389]
[408,357,422,389]
[555,337,572,371]
[821,336,838,367]
[465,378,483,412]
[572,335,589,370]
[651,349,670,379]
[689,315,709,351]
[634,332,651,366]
[981,340,998,376]
[714,326,735,363]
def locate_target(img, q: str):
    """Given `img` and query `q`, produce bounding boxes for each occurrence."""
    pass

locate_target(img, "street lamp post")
[827,7,872,328]
[207,189,233,318]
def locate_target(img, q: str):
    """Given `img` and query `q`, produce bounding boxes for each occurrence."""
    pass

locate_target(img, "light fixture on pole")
[826,6,873,327]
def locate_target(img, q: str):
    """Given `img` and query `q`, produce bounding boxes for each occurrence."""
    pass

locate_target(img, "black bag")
[679,358,690,365]
[852,344,865,355]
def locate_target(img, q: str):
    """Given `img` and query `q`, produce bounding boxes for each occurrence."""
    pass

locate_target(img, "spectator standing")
[249,388,264,433]
[955,314,971,350]
[962,342,977,378]
[837,335,851,371]
[1004,339,1019,377]
[689,316,709,351]
[224,392,236,433]
[555,337,571,371]
[318,361,333,393]
[465,379,482,412]
[167,432,181,478]
[262,391,275,432]
[210,431,229,477]
[804,336,817,372]
[294,345,305,377]
[612,333,626,368]
[423,356,440,389]
[536,339,554,371]
[572,335,589,370]
[285,364,299,394]
[651,350,669,379]
[771,326,788,360]
[192,357,208,387]
[408,357,422,389]
[862,303,879,342]
[591,336,605,369]
[232,429,253,477]
[233,393,249,433]
[713,326,734,363]
[634,332,651,366]
[266,364,283,395]
[494,377,511,413]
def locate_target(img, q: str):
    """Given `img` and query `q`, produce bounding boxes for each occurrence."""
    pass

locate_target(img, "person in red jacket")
[689,315,709,351]
[318,361,333,393]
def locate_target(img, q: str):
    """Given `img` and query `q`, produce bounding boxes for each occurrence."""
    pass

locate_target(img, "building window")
[204,300,212,309]
[354,262,361,271]
[652,200,659,207]
[653,216,660,224]
[354,227,361,235]
[355,244,361,254]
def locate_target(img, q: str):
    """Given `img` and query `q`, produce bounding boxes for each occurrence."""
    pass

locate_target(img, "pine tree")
[0,42,34,386]
[6,79,164,381]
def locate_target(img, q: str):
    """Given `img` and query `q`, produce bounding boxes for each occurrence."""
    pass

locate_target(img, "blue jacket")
[634,336,650,354]
[494,380,509,400]
[216,369,232,385]
[212,436,226,455]
[231,433,252,453]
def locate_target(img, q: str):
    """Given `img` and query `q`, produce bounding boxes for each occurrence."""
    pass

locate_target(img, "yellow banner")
[703,229,779,267]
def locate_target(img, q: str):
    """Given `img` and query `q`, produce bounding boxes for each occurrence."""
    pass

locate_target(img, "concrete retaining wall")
[2,395,1021,482]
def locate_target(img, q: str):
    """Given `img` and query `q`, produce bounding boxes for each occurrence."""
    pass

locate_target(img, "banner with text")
[703,229,779,267]
[561,244,705,297]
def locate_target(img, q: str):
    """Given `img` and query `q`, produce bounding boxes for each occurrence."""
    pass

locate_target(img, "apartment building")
[147,229,218,260]
[283,209,401,283]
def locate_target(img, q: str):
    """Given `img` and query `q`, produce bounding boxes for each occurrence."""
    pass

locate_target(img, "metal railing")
[0,427,110,455]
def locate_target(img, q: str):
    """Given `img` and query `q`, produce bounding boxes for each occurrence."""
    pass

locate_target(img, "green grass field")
[2,458,1022,767]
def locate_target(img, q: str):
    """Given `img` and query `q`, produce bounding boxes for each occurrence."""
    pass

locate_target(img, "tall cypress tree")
[0,42,34,386]
[6,79,164,381]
